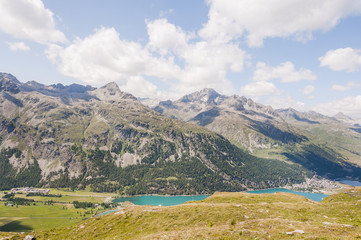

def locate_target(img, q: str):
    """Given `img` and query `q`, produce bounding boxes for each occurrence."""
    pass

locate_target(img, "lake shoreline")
[112,178,361,201]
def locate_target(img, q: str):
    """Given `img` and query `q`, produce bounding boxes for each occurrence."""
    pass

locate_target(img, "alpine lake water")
[112,188,328,206]
[112,195,209,206]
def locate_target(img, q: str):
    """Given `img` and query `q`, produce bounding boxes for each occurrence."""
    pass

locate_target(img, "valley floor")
[0,188,119,233]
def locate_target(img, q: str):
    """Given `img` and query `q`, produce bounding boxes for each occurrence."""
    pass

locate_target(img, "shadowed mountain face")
[0,73,309,194]
[276,108,361,170]
[153,89,361,180]
[154,88,306,151]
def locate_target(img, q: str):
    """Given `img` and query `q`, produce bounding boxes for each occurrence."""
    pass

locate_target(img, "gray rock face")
[0,72,308,193]
[154,88,304,151]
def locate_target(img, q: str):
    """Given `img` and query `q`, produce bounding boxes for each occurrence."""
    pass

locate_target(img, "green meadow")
[0,188,118,232]
[0,203,87,232]
[7,187,361,239]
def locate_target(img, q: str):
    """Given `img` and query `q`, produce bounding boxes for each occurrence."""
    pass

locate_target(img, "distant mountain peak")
[102,81,119,90]
[334,112,353,120]
[0,72,21,84]
[333,112,356,125]
[92,82,137,101]
[0,72,21,94]
[25,80,45,88]
[199,88,218,95]
[179,88,223,105]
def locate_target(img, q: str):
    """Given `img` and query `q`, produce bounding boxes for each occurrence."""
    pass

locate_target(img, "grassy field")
[9,188,118,204]
[0,203,88,232]
[0,188,119,232]
[5,187,361,239]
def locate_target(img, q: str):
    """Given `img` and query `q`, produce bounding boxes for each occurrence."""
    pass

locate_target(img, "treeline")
[0,148,42,191]
[26,193,62,197]
[4,197,35,206]
[42,137,310,195]
[0,135,311,195]
[73,201,94,209]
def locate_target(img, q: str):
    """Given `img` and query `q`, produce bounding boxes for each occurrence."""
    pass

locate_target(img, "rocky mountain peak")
[179,88,224,105]
[0,72,21,94]
[102,82,120,92]
[91,82,137,102]
[24,80,45,89]
[0,73,21,84]
[333,112,355,125]
[334,112,353,121]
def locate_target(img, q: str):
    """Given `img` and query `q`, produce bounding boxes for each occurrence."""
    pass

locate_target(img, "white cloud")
[303,85,315,95]
[240,81,280,98]
[46,27,180,88]
[200,0,361,47]
[314,96,361,119]
[253,62,316,83]
[173,40,246,95]
[319,48,361,72]
[119,76,160,99]
[6,41,30,51]
[47,18,248,98]
[146,18,246,96]
[147,18,191,54]
[331,81,361,91]
[0,0,67,44]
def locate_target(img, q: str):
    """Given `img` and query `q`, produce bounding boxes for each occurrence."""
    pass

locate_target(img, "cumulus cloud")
[0,0,67,44]
[240,81,280,98]
[119,76,161,99]
[47,18,247,98]
[253,62,316,83]
[7,41,30,51]
[46,27,180,87]
[147,18,191,54]
[314,96,361,119]
[331,81,361,91]
[174,40,245,95]
[319,48,361,72]
[200,0,361,47]
[303,85,315,95]
[146,18,246,95]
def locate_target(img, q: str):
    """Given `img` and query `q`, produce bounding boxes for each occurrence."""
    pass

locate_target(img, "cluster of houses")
[10,187,50,195]
[289,176,341,193]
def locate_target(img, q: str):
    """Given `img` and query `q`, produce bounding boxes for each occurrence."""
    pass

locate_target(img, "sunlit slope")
[0,73,307,194]
[9,188,361,239]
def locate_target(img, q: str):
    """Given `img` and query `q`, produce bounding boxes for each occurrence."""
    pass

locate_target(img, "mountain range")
[0,72,360,194]
[153,88,361,179]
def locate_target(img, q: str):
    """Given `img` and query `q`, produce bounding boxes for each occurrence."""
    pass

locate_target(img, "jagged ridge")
[0,73,308,194]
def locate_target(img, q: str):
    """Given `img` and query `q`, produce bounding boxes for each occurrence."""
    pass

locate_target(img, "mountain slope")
[0,73,308,193]
[154,88,305,151]
[9,188,361,239]
[154,89,361,179]
[277,108,361,169]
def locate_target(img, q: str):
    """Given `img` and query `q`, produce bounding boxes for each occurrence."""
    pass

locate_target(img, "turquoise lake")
[247,188,328,202]
[113,195,209,206]
[112,188,328,206]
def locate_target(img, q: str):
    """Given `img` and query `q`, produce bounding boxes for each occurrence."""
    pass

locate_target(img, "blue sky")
[0,0,361,118]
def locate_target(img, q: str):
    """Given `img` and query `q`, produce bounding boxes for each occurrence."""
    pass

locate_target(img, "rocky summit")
[0,73,308,194]
[154,88,361,180]
[154,88,304,151]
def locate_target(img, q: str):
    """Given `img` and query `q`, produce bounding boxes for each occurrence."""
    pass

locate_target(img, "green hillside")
[0,73,308,194]
[6,187,361,239]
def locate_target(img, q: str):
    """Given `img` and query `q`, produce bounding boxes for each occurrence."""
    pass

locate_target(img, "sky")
[0,0,361,118]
